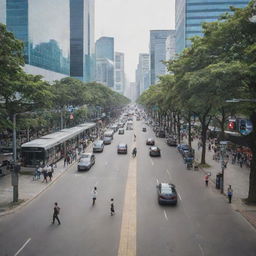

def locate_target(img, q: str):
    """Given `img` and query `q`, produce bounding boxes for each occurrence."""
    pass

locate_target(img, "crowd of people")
[33,164,56,182]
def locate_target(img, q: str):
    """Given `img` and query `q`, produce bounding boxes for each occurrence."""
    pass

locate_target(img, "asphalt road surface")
[0,119,256,256]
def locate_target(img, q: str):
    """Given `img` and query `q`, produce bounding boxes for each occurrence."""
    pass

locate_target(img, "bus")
[21,123,96,170]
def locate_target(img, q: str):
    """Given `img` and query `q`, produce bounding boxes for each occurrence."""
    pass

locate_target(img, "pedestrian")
[110,198,115,216]
[239,158,243,168]
[42,166,48,183]
[227,185,233,203]
[205,174,209,186]
[47,165,53,181]
[37,166,42,180]
[92,187,97,206]
[52,202,61,225]
[64,156,67,167]
[208,143,211,151]
[33,166,38,181]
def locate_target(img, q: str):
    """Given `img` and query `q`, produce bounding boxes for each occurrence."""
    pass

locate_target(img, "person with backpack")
[110,198,115,216]
[52,202,61,225]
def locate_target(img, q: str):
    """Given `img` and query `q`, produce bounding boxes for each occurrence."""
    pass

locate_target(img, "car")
[136,117,140,121]
[177,144,190,154]
[166,138,177,146]
[93,140,104,152]
[103,136,112,145]
[77,153,95,171]
[157,183,177,205]
[118,128,125,135]
[158,130,165,138]
[142,127,147,132]
[117,143,128,154]
[149,146,161,157]
[146,138,155,146]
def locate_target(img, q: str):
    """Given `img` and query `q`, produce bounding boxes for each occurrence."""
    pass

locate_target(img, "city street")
[1,119,256,256]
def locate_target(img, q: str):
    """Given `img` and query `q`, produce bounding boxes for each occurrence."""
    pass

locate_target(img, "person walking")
[52,202,61,225]
[227,185,233,203]
[33,166,38,181]
[42,166,48,183]
[205,174,209,186]
[47,165,53,181]
[37,166,42,180]
[110,198,115,216]
[92,187,97,206]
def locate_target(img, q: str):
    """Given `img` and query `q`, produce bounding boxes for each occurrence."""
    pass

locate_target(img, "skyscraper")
[70,0,95,82]
[150,30,171,85]
[96,37,114,61]
[175,0,250,54]
[0,0,95,82]
[95,36,114,87]
[136,53,150,95]
[114,52,125,94]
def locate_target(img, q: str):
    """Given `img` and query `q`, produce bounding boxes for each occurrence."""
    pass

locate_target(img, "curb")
[0,143,94,217]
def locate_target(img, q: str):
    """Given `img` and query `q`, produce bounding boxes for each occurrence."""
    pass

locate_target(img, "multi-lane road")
[1,119,256,256]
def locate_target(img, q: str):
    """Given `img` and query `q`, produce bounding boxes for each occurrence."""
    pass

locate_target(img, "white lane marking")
[156,178,159,185]
[150,158,154,166]
[14,238,31,256]
[166,169,172,179]
[178,193,182,201]
[198,243,205,256]
[163,210,168,221]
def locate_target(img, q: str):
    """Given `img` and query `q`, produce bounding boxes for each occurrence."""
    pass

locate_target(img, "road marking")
[14,238,31,256]
[118,142,137,256]
[156,178,159,185]
[164,210,168,221]
[178,193,182,201]
[166,169,172,179]
[150,159,154,166]
[198,243,205,256]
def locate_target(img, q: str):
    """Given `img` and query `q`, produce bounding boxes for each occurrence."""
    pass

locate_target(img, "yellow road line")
[118,142,137,256]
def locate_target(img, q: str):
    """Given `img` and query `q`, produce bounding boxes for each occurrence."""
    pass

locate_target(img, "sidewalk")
[191,138,256,229]
[0,143,93,216]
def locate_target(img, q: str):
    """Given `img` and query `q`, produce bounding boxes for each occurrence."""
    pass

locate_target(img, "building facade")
[150,30,171,85]
[95,36,114,88]
[175,0,250,54]
[96,58,114,88]
[114,52,125,94]
[96,37,114,61]
[0,0,95,82]
[136,53,150,95]
[165,31,176,62]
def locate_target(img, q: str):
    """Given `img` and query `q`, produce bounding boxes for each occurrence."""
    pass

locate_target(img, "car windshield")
[94,142,102,147]
[161,185,173,194]
[119,144,126,148]
[151,147,158,150]
[81,154,90,158]
[80,158,90,163]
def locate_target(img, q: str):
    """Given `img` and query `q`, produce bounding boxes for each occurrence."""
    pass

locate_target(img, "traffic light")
[228,119,236,130]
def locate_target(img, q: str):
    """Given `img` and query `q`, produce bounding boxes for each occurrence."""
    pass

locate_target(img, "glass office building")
[0,0,95,82]
[150,30,171,85]
[70,0,95,82]
[96,37,114,61]
[175,0,250,54]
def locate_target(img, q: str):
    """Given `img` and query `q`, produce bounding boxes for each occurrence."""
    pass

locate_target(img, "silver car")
[93,140,104,152]
[77,153,95,171]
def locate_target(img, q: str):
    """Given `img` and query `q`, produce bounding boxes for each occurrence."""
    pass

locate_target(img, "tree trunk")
[201,124,208,164]
[177,114,181,144]
[188,113,192,147]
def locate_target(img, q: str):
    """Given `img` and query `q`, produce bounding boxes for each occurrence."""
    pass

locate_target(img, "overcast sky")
[95,0,175,82]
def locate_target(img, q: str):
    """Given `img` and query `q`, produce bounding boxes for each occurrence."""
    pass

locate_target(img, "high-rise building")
[96,37,114,61]
[114,52,125,94]
[96,58,114,87]
[165,31,176,62]
[175,0,250,54]
[0,0,95,82]
[70,0,95,82]
[95,36,114,87]
[150,30,171,85]
[136,53,150,95]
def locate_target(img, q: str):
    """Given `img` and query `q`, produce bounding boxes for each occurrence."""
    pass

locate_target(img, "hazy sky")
[95,0,175,82]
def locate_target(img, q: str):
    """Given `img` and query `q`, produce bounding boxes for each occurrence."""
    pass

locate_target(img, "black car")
[157,183,177,205]
[146,138,155,146]
[149,146,161,157]
[166,138,177,146]
[158,130,165,138]
[142,127,147,132]
[118,128,125,135]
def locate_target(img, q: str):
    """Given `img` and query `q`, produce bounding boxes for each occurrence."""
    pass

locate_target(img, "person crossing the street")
[52,202,61,225]
[92,187,97,206]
